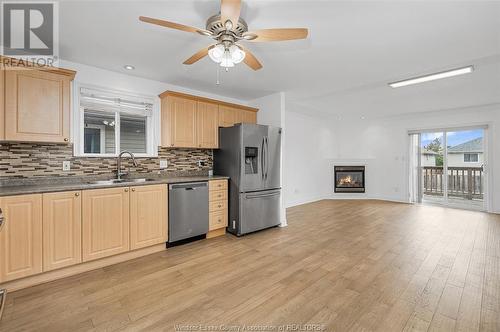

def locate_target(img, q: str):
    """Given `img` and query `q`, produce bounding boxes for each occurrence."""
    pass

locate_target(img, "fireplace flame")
[339,175,353,185]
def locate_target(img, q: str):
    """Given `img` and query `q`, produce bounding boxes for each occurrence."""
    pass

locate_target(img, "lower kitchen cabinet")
[82,187,130,262]
[207,179,228,237]
[42,191,82,271]
[130,184,168,250]
[0,194,43,282]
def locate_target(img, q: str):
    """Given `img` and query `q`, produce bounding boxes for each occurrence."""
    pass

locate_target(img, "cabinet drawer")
[209,190,227,201]
[209,199,227,212]
[209,180,227,191]
[209,210,228,230]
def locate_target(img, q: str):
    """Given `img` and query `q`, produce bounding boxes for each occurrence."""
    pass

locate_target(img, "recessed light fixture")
[360,116,366,120]
[388,66,474,88]
[124,65,135,70]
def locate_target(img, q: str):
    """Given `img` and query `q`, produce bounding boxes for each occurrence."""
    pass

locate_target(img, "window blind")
[80,87,153,117]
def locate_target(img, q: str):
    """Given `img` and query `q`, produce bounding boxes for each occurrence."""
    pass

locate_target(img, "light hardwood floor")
[0,200,499,332]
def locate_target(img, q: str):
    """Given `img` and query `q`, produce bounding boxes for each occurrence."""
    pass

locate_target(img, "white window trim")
[73,83,159,158]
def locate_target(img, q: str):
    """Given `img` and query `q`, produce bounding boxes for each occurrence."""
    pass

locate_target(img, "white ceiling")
[59,1,500,117]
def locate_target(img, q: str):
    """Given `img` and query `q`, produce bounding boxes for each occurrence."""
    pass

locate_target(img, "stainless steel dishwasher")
[168,182,209,243]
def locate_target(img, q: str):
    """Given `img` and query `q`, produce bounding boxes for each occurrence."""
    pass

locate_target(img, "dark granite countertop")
[0,174,229,197]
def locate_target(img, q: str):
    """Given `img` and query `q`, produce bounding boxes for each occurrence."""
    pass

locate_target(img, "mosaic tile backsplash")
[0,143,213,179]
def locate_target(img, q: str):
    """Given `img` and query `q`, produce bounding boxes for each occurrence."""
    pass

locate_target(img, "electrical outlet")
[197,160,206,167]
[62,161,71,171]
[159,160,168,169]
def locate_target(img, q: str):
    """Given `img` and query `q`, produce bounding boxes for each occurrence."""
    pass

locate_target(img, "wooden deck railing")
[423,166,483,200]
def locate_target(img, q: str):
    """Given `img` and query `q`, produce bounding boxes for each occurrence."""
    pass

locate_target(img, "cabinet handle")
[131,188,135,192]
[75,192,79,197]
[218,204,222,208]
[0,208,4,230]
[64,138,69,142]
[171,144,174,147]
[124,188,129,192]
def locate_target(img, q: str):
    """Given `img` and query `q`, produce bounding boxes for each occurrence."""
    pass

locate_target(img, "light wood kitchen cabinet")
[0,194,43,282]
[219,105,238,127]
[130,185,168,250]
[162,95,197,148]
[4,68,75,143]
[0,66,4,140]
[42,191,82,272]
[160,91,258,148]
[196,101,219,148]
[82,187,130,262]
[241,110,257,124]
[208,179,228,237]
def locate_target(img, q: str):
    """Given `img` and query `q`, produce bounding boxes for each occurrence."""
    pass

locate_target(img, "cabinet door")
[196,101,219,148]
[0,66,4,140]
[0,194,42,282]
[5,70,71,143]
[82,187,130,262]
[42,191,82,271]
[218,105,238,127]
[241,110,257,124]
[130,185,168,250]
[162,96,197,147]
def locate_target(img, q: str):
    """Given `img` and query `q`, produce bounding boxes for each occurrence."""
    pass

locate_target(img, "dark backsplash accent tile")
[0,143,213,179]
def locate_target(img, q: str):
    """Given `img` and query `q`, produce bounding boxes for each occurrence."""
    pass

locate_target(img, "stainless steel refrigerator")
[214,123,282,236]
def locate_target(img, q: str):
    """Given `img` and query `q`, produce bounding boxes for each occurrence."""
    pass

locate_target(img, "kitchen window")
[74,85,158,157]
[464,153,479,162]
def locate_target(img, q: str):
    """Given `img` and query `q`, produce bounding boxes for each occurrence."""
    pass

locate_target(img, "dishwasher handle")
[169,182,208,191]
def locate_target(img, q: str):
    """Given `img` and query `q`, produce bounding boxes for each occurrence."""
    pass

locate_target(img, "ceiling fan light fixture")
[220,50,235,68]
[229,45,245,64]
[208,44,225,63]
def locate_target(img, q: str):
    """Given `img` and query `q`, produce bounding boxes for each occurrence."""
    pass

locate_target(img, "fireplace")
[334,166,365,193]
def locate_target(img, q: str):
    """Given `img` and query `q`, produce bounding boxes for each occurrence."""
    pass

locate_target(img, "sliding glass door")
[416,127,486,210]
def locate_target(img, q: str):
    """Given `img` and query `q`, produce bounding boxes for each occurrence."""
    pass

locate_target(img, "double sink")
[88,178,157,185]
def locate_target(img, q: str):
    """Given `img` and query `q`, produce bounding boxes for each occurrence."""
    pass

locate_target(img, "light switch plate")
[62,161,71,171]
[159,160,168,169]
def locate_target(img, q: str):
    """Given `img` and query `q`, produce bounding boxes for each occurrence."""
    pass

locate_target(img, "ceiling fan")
[139,0,308,71]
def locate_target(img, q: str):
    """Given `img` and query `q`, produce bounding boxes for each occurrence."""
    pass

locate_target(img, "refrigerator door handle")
[265,136,269,180]
[261,137,266,181]
[246,192,281,199]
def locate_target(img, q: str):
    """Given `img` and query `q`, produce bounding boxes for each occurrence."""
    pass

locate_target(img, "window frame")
[83,124,106,154]
[73,83,159,158]
[464,153,479,163]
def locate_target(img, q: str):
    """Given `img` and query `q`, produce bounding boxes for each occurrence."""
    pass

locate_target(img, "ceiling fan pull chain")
[216,64,220,85]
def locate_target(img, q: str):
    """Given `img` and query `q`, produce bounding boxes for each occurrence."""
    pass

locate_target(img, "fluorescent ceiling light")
[389,66,474,88]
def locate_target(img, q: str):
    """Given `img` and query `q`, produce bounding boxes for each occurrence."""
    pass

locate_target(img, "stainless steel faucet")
[116,151,138,180]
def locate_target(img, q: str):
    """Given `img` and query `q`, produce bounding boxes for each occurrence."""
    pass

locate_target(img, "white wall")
[60,60,251,106]
[330,104,500,213]
[284,110,337,207]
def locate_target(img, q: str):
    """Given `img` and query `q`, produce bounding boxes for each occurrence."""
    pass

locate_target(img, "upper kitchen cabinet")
[196,101,219,149]
[161,94,197,148]
[2,59,76,143]
[0,66,4,140]
[218,105,238,127]
[159,91,258,149]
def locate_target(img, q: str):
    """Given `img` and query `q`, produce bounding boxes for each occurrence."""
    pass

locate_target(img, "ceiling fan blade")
[239,46,262,71]
[244,28,308,42]
[139,16,211,36]
[220,0,241,29]
[183,47,210,65]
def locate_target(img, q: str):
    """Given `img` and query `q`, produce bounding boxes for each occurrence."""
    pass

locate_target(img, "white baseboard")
[285,195,330,208]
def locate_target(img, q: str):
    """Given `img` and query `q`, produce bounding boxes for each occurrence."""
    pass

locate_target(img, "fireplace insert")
[334,166,365,193]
